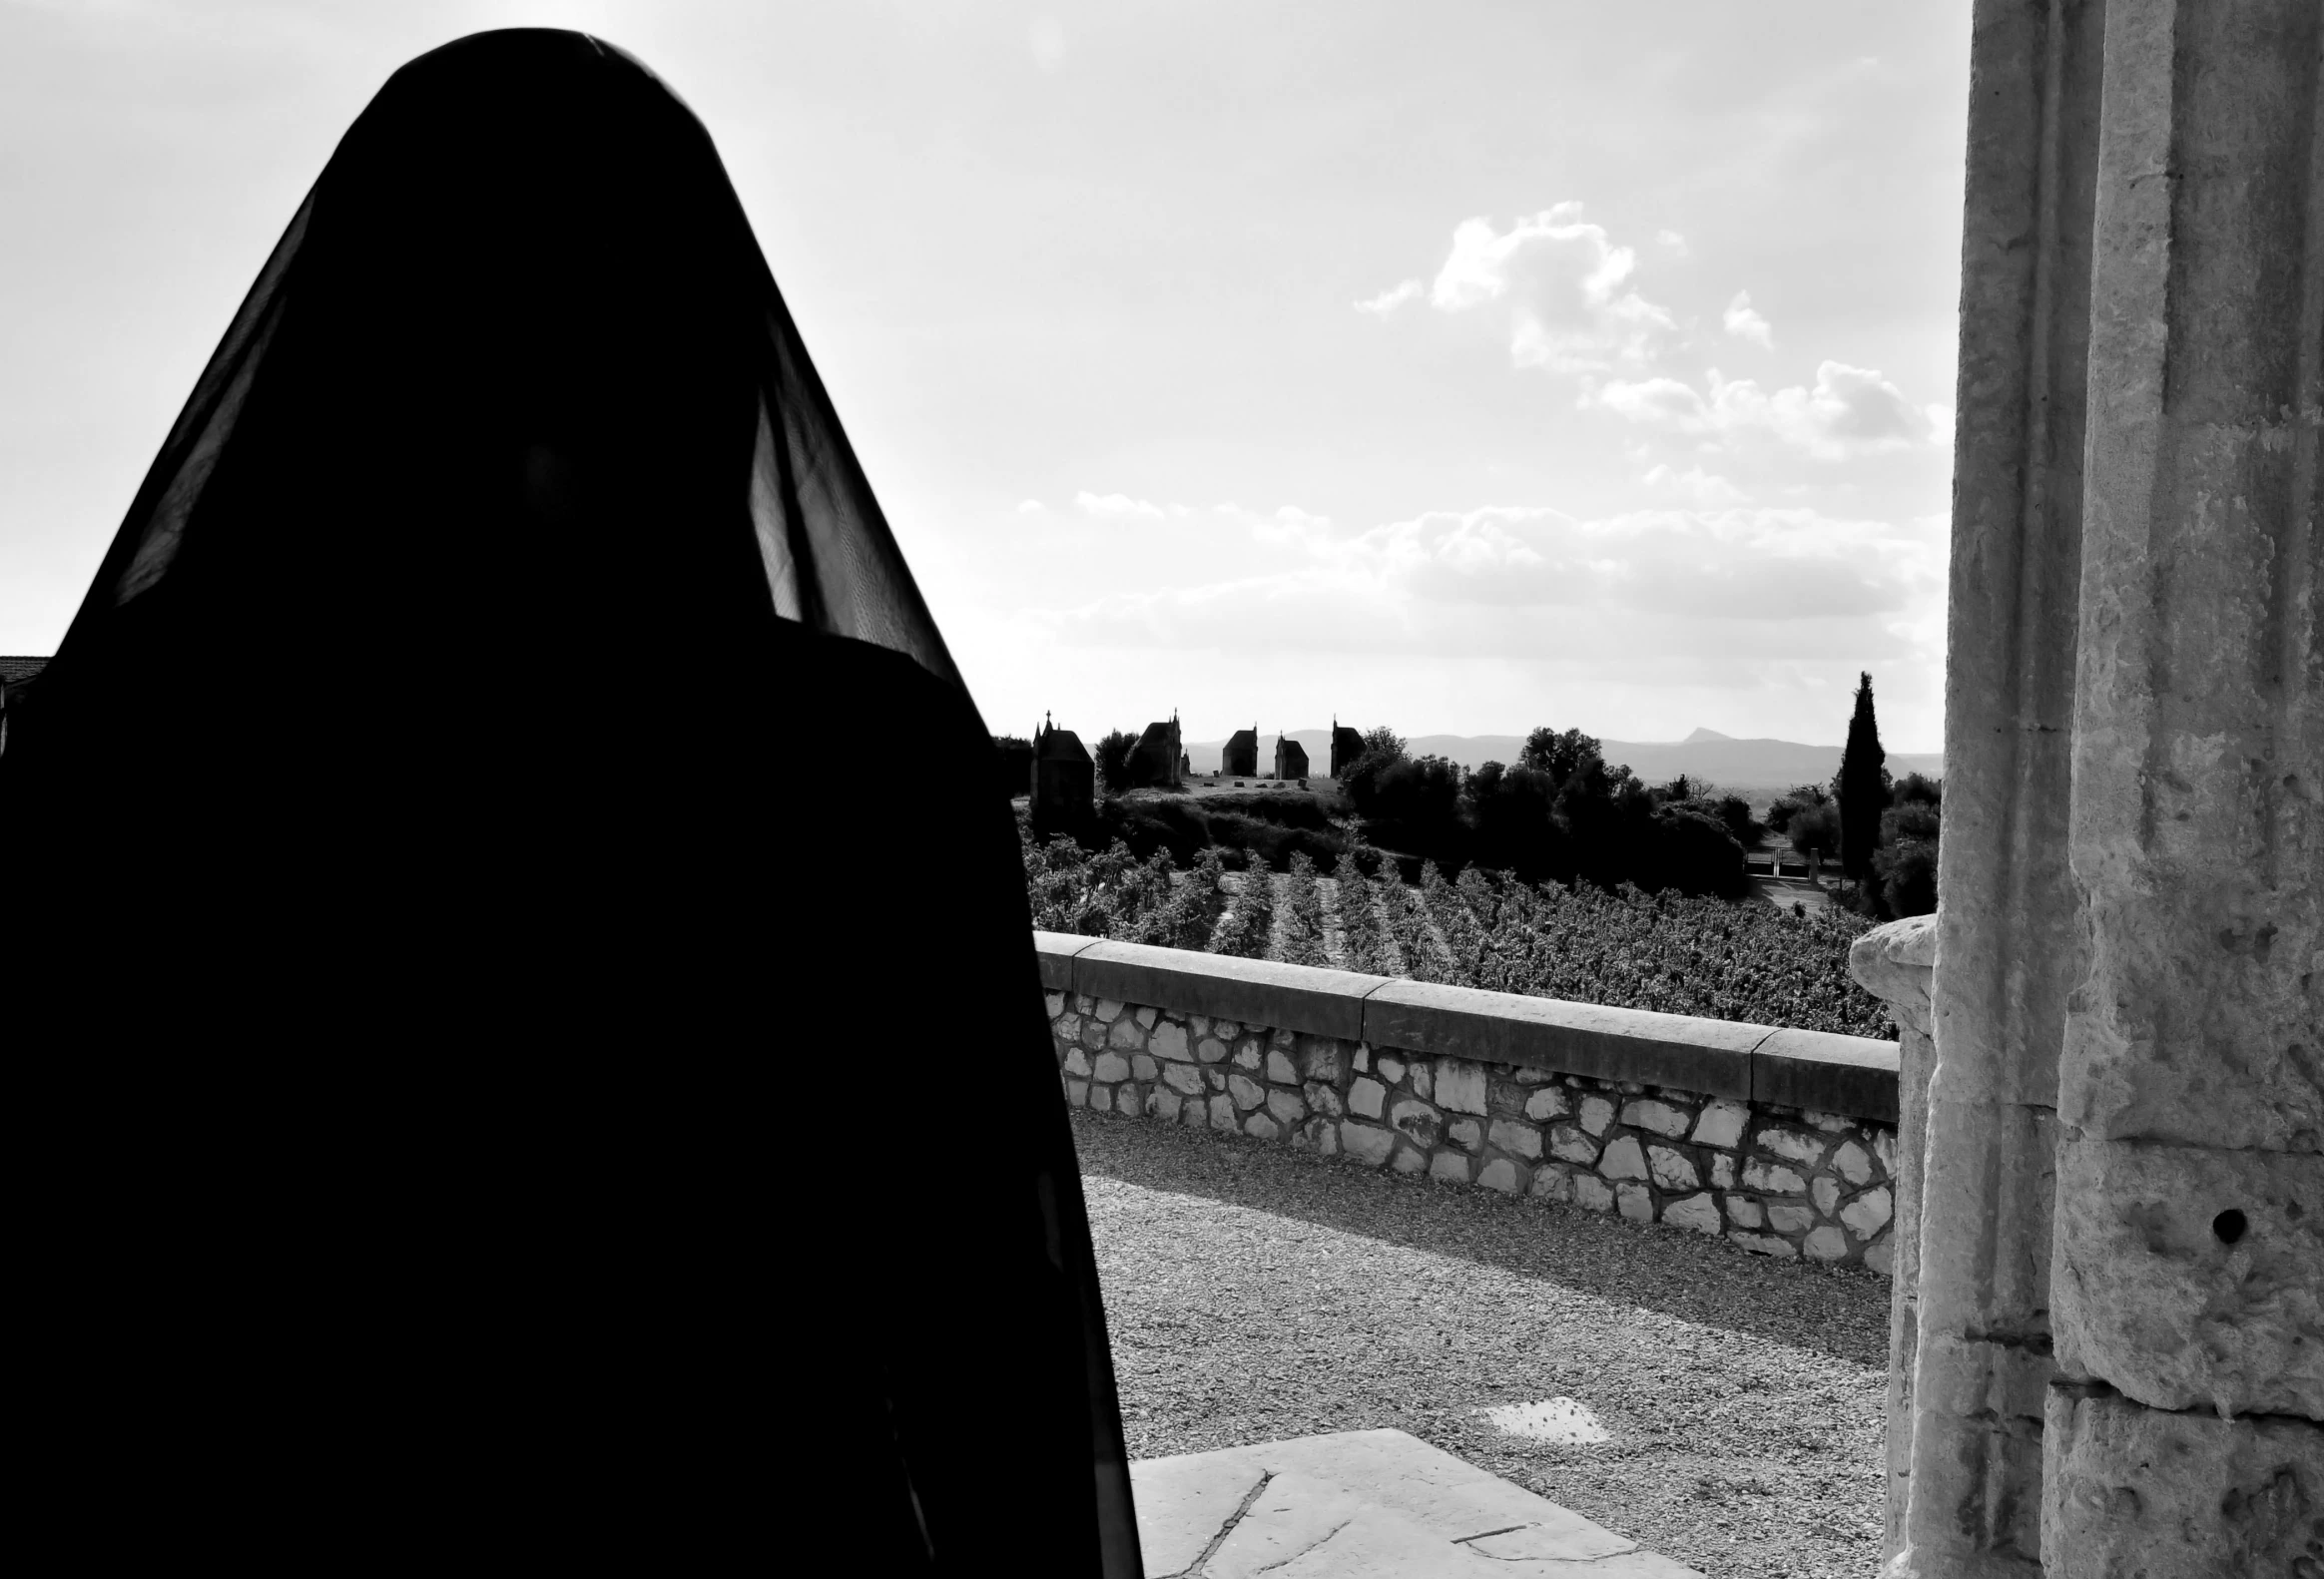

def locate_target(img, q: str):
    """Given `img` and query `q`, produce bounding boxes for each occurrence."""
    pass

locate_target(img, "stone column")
[2040,2,2323,1573]
[1848,914,1939,1569]
[1902,2,2108,1572]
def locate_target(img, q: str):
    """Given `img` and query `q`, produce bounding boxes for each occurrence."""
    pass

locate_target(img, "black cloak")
[7,30,1140,1574]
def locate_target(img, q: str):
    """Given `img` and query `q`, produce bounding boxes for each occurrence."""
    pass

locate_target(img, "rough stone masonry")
[1049,992,1901,1272]
[1894,2,2324,1575]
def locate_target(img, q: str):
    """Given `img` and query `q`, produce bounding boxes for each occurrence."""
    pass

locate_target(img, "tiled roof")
[0,656,50,694]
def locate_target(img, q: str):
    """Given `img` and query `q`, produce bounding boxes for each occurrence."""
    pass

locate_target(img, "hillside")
[1184,725,1939,791]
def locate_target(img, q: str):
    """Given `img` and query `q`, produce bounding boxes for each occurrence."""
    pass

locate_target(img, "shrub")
[1093,730,1137,793]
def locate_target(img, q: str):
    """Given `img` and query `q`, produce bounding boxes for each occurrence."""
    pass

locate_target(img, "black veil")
[8,30,1139,1575]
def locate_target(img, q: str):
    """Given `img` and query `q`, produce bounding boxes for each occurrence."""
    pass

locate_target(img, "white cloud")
[1590,360,1938,459]
[1722,290,1774,348]
[1027,17,1066,72]
[1038,499,1944,665]
[1362,205,1675,373]
[1656,230,1688,255]
[1016,498,1045,513]
[1355,278,1424,316]
[1074,490,1166,520]
[1644,464,1747,505]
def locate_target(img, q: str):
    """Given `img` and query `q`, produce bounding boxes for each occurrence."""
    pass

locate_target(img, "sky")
[0,0,1970,751]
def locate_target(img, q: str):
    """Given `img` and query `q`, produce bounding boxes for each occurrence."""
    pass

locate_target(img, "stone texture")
[1066,1078,1089,1107]
[1298,1041,1345,1085]
[1664,1193,1720,1235]
[1486,1119,1543,1162]
[1549,1125,1599,1166]
[1767,1205,1816,1238]
[1740,1160,1805,1196]
[1573,1175,1615,1213]
[1340,1123,1395,1167]
[1429,1152,1470,1185]
[1598,1136,1648,1181]
[1621,1099,1690,1139]
[1477,1159,1520,1194]
[1691,1099,1748,1150]
[1389,1099,1443,1150]
[1803,1227,1848,1263]
[1755,1127,1825,1169]
[1578,1096,1615,1137]
[1435,1058,1486,1115]
[1093,998,1123,1023]
[1376,1054,1407,1086]
[1841,1188,1894,1240]
[1832,1140,1874,1187]
[1728,1232,1796,1262]
[2043,1386,2324,1579]
[1522,1087,1567,1122]
[1409,1060,1433,1102]
[1810,1177,1841,1218]
[2050,1138,2324,1418]
[2028,4,2324,1566]
[1045,994,1901,1276]
[1647,1146,1699,1193]
[1725,1196,1763,1231]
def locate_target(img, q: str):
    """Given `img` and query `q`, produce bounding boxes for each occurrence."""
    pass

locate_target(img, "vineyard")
[1021,834,1895,1041]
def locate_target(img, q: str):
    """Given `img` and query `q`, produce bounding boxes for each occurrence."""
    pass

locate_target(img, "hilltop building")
[1330,719,1365,778]
[1129,712,1184,790]
[1031,715,1094,839]
[1221,726,1258,778]
[1274,734,1309,781]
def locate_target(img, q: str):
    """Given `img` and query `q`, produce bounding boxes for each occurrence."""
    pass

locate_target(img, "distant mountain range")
[1183,725,1940,794]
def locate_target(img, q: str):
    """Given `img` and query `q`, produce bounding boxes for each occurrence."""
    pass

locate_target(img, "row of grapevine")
[1275,852,1333,969]
[1208,865,1274,958]
[1022,829,1895,1039]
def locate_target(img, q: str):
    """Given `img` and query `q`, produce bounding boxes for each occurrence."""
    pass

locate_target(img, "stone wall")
[1040,932,1904,1272]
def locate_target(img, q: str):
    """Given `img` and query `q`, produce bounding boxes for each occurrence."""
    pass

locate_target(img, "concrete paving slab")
[1130,1429,1701,1578]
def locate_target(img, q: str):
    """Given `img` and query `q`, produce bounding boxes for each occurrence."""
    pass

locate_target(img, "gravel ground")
[1073,1109,1889,1579]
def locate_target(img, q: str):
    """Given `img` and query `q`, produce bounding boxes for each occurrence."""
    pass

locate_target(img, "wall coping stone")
[1069,937,1391,1042]
[1363,979,1760,1102]
[1033,929,1104,991]
[1031,931,1900,1120]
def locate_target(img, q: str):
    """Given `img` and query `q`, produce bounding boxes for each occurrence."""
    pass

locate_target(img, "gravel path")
[1074,1110,1888,1579]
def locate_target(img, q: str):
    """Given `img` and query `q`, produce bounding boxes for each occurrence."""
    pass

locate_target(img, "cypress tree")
[1836,671,1889,883]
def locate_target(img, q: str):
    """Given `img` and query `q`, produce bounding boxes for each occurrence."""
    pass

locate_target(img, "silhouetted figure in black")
[6,31,1140,1573]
